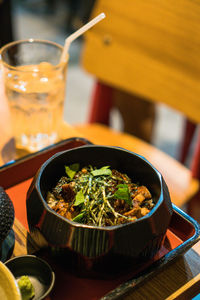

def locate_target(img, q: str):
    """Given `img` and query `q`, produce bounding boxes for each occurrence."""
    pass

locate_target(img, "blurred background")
[1,0,192,162]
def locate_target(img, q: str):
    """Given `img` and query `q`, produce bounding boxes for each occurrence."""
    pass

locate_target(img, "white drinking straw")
[60,12,106,63]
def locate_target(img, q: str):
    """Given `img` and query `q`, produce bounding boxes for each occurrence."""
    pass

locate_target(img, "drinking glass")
[0,39,68,152]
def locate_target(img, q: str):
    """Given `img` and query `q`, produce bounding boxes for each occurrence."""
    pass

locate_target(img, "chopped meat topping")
[47,165,155,226]
[61,184,75,202]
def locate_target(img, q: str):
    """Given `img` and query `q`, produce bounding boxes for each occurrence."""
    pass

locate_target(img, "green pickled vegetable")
[18,275,35,300]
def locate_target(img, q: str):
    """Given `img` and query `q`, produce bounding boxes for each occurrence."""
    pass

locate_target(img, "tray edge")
[101,204,200,300]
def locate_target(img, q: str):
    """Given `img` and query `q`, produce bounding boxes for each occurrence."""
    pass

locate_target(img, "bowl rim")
[34,145,164,230]
[5,254,55,300]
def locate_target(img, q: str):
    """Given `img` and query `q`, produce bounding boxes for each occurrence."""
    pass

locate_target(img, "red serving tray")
[1,138,200,300]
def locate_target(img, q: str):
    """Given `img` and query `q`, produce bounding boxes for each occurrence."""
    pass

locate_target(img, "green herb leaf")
[116,184,129,189]
[91,166,112,177]
[65,163,80,179]
[72,212,85,222]
[74,190,85,206]
[114,184,132,206]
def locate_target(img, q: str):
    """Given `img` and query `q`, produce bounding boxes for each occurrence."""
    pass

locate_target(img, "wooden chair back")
[82,0,200,123]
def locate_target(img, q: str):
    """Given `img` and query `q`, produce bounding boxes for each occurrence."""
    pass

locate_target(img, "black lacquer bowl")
[26,145,173,277]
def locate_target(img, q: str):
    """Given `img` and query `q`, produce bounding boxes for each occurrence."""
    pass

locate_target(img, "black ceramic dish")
[5,255,55,300]
[26,145,173,277]
[0,187,15,260]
